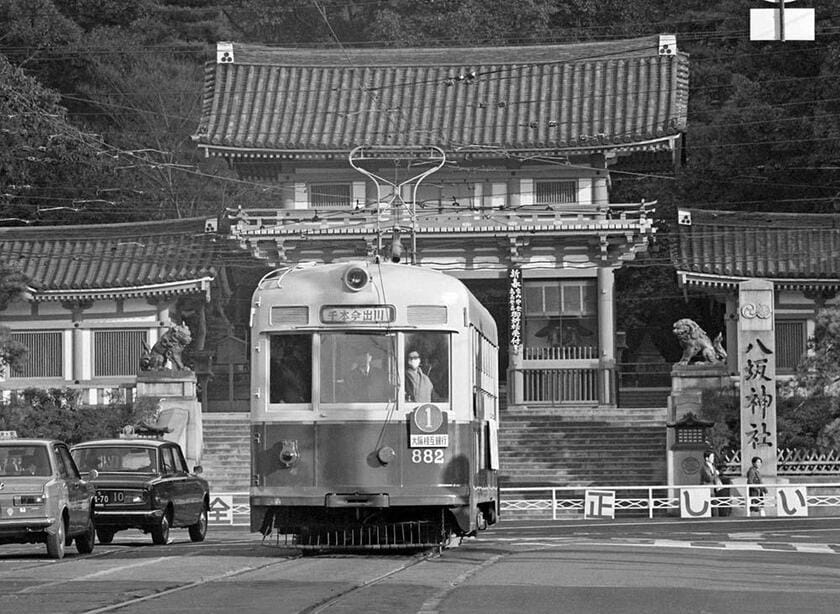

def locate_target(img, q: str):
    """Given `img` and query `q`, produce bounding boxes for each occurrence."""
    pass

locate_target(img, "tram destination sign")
[320,305,395,324]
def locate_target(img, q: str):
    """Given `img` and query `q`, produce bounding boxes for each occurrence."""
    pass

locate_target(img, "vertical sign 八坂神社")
[738,280,777,478]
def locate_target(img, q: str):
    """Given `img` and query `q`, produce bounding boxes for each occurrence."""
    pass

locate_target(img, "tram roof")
[256,261,497,342]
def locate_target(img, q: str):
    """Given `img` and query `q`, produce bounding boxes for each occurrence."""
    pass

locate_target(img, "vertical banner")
[508,266,522,353]
[584,489,615,519]
[738,280,777,478]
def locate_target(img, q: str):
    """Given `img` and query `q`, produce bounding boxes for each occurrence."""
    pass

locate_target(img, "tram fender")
[448,505,471,534]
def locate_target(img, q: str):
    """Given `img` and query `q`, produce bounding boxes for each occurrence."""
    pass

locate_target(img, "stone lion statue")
[673,318,727,366]
[140,324,192,371]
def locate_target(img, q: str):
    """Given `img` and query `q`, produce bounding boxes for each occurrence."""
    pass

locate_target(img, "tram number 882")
[411,449,445,464]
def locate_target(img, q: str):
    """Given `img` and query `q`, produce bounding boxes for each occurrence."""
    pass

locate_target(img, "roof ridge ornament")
[658,34,677,55]
[217,42,234,64]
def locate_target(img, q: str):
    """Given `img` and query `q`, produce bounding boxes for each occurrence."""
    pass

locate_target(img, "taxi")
[0,431,97,559]
[71,436,209,545]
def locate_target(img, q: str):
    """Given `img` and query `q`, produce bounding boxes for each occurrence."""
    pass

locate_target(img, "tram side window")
[321,333,396,403]
[269,335,312,404]
[404,333,449,403]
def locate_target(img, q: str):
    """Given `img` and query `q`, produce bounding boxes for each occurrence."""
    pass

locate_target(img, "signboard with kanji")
[680,488,712,518]
[408,404,449,448]
[320,305,395,324]
[738,280,777,477]
[584,489,616,519]
[776,486,809,517]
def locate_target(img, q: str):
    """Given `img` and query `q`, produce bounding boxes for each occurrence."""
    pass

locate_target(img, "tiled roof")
[0,218,218,301]
[673,208,840,288]
[194,36,688,158]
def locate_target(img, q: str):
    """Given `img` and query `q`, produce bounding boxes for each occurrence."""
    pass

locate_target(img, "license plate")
[95,491,125,505]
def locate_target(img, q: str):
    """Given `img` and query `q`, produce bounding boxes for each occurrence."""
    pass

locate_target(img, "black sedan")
[71,438,209,545]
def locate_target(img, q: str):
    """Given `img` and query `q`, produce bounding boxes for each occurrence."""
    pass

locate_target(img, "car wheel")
[96,528,115,544]
[188,507,208,542]
[76,516,96,554]
[46,518,66,559]
[151,510,171,545]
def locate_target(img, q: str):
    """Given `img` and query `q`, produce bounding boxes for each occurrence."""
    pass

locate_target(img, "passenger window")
[171,447,187,473]
[59,446,81,479]
[404,333,450,403]
[53,446,71,479]
[161,448,176,474]
[269,334,312,404]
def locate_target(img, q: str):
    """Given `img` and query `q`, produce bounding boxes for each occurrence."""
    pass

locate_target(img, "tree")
[794,307,840,395]
[0,52,123,225]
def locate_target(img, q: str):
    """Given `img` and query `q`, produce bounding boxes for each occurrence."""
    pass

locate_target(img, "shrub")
[699,388,840,454]
[0,387,147,445]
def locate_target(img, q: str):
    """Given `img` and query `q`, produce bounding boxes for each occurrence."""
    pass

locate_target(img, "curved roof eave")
[26,276,215,303]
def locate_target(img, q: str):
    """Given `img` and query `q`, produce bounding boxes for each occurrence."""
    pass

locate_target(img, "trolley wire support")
[348,145,446,264]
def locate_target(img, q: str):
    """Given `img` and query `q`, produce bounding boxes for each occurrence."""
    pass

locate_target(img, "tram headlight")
[343,266,369,291]
[377,446,396,465]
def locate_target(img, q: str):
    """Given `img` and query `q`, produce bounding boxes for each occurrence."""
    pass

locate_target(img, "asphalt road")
[1,517,838,614]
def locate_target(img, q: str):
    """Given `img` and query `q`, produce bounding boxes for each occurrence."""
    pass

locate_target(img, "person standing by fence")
[747,456,768,516]
[700,450,724,516]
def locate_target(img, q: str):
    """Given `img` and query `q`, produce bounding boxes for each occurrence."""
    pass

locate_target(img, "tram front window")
[321,333,396,403]
[404,332,449,403]
[269,334,312,403]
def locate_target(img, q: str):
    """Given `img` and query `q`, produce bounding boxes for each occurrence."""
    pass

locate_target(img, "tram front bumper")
[252,490,469,508]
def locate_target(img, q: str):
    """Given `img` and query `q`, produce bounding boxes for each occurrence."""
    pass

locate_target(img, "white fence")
[500,482,840,520]
[207,483,840,527]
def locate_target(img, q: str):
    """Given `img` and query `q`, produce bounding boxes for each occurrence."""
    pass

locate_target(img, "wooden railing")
[616,362,672,388]
[523,345,598,361]
[723,449,840,476]
[508,366,615,405]
[228,202,653,236]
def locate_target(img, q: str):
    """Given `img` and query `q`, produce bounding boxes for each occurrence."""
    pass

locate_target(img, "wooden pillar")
[597,266,615,404]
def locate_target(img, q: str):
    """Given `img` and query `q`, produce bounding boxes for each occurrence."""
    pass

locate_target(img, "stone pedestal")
[667,364,729,487]
[136,371,204,470]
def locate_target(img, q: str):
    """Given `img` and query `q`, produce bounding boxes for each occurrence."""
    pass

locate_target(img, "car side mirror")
[87,469,99,480]
[193,465,203,474]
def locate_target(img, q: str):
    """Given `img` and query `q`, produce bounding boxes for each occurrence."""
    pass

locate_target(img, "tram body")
[249,261,499,548]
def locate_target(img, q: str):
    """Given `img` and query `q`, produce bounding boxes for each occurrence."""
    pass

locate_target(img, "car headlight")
[127,492,146,504]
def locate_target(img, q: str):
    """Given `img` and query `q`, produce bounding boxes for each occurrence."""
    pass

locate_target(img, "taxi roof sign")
[0,430,19,440]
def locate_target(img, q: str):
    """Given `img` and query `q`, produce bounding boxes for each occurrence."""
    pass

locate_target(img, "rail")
[500,482,840,520]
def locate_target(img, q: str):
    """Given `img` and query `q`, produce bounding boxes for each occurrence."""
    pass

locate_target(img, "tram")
[249,260,499,549]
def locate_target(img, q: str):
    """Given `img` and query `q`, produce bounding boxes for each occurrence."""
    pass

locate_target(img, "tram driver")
[347,348,388,402]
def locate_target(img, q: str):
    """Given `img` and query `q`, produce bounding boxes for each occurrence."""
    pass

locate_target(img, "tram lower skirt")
[263,520,446,550]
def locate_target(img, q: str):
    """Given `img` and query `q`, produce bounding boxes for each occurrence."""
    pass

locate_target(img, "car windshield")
[72,446,158,473]
[0,445,51,477]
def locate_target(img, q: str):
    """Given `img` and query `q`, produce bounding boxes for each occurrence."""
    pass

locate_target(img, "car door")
[175,445,206,521]
[54,444,90,534]
[165,445,203,525]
